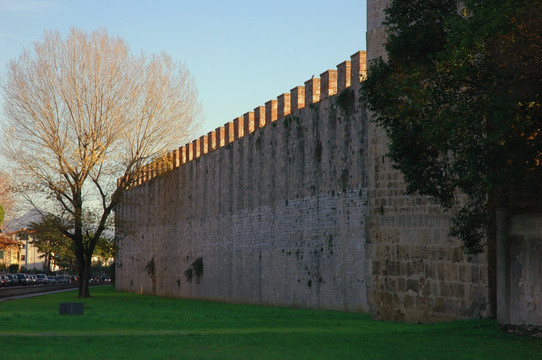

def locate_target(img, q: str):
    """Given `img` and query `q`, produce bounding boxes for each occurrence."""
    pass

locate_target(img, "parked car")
[55,276,70,284]
[29,274,38,285]
[0,275,8,287]
[6,274,18,286]
[47,276,56,284]
[15,273,29,286]
[36,274,48,285]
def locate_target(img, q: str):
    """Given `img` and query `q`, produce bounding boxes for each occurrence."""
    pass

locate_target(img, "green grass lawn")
[0,286,540,360]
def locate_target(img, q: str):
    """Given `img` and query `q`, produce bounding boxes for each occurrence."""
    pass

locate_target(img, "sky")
[0,0,366,144]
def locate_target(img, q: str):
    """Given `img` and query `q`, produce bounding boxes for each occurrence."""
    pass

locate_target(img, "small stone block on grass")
[59,302,84,315]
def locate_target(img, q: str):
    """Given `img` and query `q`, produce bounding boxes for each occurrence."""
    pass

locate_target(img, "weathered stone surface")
[114,0,498,323]
[116,81,371,313]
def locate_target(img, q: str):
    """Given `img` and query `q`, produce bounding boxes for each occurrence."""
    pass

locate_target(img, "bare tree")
[0,171,15,229]
[0,28,202,297]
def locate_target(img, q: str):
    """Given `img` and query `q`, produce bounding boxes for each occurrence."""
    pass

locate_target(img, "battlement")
[118,51,366,188]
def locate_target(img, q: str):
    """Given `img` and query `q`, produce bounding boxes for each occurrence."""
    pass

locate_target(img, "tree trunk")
[78,261,91,298]
[77,252,92,298]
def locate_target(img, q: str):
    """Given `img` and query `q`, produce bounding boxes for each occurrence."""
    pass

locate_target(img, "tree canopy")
[1,28,202,296]
[0,171,15,229]
[363,0,542,254]
[29,215,75,273]
[29,214,114,274]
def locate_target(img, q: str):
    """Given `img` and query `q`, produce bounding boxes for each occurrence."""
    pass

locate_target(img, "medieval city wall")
[115,49,491,321]
[113,0,542,325]
[115,52,372,312]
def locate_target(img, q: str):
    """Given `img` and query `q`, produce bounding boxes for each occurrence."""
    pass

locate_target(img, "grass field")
[0,286,541,359]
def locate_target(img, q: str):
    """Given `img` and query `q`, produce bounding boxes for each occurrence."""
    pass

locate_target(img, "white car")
[36,274,48,285]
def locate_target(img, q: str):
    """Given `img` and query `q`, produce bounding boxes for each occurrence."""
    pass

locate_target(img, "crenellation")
[193,138,201,159]
[234,116,245,139]
[167,151,175,171]
[138,166,144,184]
[265,99,278,122]
[254,106,266,129]
[277,93,291,118]
[320,70,337,99]
[173,148,180,168]
[201,135,208,155]
[150,161,157,179]
[244,112,255,134]
[217,126,226,148]
[304,77,321,105]
[142,164,148,181]
[180,145,188,165]
[146,163,152,180]
[225,121,235,144]
[187,142,194,161]
[350,51,367,87]
[337,60,351,92]
[291,86,305,111]
[121,53,367,186]
[208,131,217,152]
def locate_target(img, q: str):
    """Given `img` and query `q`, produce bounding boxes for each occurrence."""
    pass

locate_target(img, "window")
[21,255,26,261]
[0,250,4,260]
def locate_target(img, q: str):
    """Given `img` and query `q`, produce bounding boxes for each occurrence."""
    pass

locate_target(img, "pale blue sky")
[1,0,366,140]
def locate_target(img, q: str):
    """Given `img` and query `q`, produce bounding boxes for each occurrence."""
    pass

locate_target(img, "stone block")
[454,283,465,298]
[434,297,445,313]
[407,279,418,293]
[421,282,431,297]
[458,264,471,283]
[470,265,480,283]
[397,277,407,292]
[445,298,458,315]
[439,281,451,297]
[404,294,416,309]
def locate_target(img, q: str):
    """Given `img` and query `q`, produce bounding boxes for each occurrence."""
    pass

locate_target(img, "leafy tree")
[363,0,542,254]
[29,215,75,273]
[30,214,114,273]
[93,236,115,265]
[1,28,202,297]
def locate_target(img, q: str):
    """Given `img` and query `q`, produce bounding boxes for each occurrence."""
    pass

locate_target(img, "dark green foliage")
[29,215,77,272]
[29,215,114,273]
[8,263,19,273]
[364,0,542,254]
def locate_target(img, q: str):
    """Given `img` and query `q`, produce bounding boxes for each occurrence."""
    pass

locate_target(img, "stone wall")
[115,0,494,322]
[115,52,371,312]
[498,211,542,326]
[362,0,490,321]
